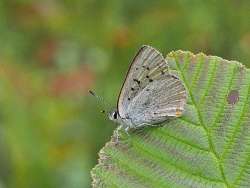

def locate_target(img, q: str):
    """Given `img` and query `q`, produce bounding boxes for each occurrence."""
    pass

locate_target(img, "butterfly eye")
[113,111,118,119]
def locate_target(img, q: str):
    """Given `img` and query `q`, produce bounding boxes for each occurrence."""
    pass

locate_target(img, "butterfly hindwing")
[126,74,187,126]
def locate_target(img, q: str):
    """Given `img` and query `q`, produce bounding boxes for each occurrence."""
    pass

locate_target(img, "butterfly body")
[109,45,187,133]
[108,110,133,131]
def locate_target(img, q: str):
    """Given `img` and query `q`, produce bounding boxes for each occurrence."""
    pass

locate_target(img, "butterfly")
[108,45,187,134]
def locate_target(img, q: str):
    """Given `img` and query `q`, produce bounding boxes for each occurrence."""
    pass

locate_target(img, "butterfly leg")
[136,123,152,129]
[124,126,130,136]
[114,125,122,143]
[131,123,153,136]
[120,116,132,136]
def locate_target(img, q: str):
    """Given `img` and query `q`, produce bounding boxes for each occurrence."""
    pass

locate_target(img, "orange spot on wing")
[176,109,182,117]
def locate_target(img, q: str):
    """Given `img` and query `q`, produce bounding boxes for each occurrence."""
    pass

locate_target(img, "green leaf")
[91,51,250,188]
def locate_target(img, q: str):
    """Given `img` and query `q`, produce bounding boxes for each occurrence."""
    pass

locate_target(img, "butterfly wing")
[126,74,187,126]
[118,45,169,118]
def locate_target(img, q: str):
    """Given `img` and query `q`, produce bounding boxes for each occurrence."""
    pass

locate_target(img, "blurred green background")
[0,1,249,188]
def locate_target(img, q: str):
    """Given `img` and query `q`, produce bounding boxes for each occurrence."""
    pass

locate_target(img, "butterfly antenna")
[88,90,110,114]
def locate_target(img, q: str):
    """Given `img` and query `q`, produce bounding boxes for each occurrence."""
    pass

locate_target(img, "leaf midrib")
[174,54,230,187]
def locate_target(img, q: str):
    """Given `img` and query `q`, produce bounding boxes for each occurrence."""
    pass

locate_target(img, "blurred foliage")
[0,1,249,188]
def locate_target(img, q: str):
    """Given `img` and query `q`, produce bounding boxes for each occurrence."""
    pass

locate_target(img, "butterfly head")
[108,109,121,123]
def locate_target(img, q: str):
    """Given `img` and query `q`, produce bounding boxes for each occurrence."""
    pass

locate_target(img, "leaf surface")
[91,51,250,188]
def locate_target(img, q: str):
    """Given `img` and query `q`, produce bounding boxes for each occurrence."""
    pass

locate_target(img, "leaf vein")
[199,58,218,106]
[133,137,224,185]
[158,128,209,152]
[222,80,250,159]
[209,64,237,131]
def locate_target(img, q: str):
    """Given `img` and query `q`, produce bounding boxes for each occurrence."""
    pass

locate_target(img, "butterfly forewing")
[118,45,169,118]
